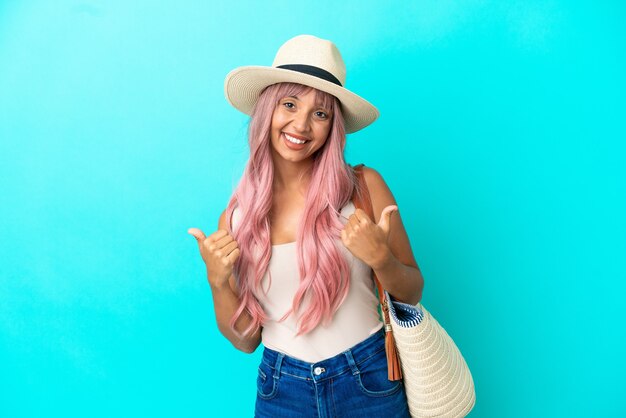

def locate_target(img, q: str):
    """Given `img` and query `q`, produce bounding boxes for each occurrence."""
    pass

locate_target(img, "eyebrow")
[284,95,331,111]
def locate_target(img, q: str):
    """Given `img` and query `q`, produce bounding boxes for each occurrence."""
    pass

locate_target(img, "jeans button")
[313,366,325,376]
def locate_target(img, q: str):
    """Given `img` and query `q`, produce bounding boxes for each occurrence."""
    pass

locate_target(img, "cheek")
[270,109,287,129]
[311,136,330,155]
[270,115,280,132]
[316,125,332,145]
[270,117,285,142]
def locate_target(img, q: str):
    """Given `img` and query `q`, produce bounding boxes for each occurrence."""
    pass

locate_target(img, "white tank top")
[231,201,383,362]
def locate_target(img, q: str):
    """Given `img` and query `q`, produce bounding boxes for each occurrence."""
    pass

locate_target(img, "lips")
[282,132,309,150]
[284,132,310,143]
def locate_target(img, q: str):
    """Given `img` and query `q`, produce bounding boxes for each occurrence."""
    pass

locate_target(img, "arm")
[211,209,262,353]
[209,279,262,353]
[362,167,424,305]
[188,210,262,353]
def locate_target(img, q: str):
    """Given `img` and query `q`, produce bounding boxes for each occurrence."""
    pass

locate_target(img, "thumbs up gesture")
[340,205,398,269]
[188,228,240,289]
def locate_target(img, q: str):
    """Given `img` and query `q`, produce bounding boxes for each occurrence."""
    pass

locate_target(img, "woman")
[189,35,424,417]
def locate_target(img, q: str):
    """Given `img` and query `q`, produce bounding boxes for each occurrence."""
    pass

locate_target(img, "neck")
[272,157,314,195]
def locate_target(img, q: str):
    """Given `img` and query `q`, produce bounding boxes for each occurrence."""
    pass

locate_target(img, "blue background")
[1,1,624,417]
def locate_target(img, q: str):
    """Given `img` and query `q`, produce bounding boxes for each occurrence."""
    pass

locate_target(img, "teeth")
[284,133,307,144]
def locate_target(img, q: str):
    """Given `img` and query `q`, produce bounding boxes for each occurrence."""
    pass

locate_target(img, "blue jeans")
[254,328,410,418]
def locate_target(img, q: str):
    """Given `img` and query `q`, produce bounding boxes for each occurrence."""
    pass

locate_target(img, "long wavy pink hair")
[224,82,356,336]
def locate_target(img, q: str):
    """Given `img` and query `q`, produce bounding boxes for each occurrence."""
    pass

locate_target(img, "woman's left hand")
[341,205,398,269]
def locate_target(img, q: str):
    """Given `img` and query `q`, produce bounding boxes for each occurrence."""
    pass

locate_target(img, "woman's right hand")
[187,228,240,289]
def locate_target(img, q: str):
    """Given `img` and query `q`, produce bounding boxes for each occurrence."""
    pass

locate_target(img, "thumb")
[377,205,398,235]
[187,227,206,242]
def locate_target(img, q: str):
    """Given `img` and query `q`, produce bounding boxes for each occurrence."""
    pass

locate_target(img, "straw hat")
[224,34,379,134]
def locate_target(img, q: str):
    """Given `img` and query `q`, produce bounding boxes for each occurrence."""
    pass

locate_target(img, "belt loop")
[343,349,359,375]
[273,352,284,379]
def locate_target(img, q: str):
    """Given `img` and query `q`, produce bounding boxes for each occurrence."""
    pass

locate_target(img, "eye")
[315,111,329,119]
[282,101,295,109]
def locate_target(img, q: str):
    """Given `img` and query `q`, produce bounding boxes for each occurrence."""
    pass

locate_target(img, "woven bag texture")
[387,296,476,418]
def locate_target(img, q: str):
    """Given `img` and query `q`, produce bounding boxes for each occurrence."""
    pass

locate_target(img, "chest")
[269,195,305,245]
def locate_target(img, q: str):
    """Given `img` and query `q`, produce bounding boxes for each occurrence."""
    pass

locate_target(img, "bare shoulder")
[360,165,418,268]
[218,208,228,230]
[360,166,397,224]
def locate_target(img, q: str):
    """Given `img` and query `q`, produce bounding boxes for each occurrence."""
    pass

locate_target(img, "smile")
[284,133,309,144]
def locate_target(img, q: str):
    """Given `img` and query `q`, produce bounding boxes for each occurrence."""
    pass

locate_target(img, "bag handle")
[351,164,403,381]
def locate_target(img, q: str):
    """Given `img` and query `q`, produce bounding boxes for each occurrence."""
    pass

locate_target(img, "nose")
[291,110,312,133]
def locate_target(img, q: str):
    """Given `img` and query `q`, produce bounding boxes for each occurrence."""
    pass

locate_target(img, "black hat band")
[276,64,343,87]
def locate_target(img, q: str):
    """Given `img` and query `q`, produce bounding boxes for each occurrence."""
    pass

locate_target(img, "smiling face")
[269,87,334,165]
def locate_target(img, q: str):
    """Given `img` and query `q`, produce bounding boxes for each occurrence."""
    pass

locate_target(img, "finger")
[208,229,229,242]
[340,228,348,245]
[340,222,351,242]
[226,247,240,265]
[187,228,206,242]
[213,233,234,249]
[218,240,239,258]
[353,208,372,224]
[377,205,398,235]
[348,214,360,229]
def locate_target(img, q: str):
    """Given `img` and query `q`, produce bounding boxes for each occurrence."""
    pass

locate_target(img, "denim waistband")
[260,328,387,383]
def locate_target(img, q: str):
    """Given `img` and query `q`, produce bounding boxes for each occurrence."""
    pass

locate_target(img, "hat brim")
[224,66,379,134]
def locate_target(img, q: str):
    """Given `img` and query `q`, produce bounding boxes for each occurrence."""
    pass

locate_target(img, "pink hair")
[224,82,356,336]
